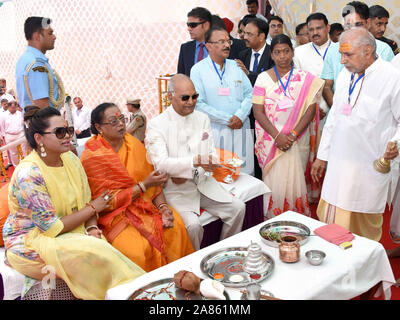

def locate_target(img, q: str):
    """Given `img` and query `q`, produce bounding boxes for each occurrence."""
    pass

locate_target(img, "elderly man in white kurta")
[145,74,245,250]
[1,101,26,166]
[311,28,400,241]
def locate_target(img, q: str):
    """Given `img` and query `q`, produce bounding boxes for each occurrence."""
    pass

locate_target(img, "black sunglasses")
[187,21,205,28]
[41,126,74,139]
[181,93,199,101]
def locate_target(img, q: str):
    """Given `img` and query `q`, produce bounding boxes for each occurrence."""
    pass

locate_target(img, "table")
[106,211,396,300]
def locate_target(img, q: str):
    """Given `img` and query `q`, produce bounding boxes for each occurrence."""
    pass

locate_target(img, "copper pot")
[279,235,300,263]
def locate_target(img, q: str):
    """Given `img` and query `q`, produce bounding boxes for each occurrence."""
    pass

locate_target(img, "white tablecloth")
[0,247,25,300]
[199,173,271,226]
[106,211,396,300]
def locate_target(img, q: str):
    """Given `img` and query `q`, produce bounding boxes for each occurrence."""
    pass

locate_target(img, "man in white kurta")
[293,13,331,119]
[145,74,245,250]
[1,101,26,166]
[311,28,400,241]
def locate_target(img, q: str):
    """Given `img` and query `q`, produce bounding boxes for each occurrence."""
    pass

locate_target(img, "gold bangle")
[273,131,280,140]
[157,203,168,210]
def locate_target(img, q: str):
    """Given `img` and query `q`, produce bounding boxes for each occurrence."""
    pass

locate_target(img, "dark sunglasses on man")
[186,21,205,28]
[180,93,199,101]
[41,126,75,139]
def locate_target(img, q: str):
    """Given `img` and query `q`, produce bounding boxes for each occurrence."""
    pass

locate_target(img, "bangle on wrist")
[138,181,147,193]
[157,202,169,210]
[86,202,98,219]
[291,129,299,138]
[134,184,143,194]
[273,131,280,140]
[85,225,102,235]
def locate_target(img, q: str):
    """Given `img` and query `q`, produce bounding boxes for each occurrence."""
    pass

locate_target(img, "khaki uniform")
[127,109,146,142]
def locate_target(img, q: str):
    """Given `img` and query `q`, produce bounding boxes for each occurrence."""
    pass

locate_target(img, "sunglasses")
[41,126,74,139]
[181,93,199,101]
[187,21,205,28]
[101,114,128,126]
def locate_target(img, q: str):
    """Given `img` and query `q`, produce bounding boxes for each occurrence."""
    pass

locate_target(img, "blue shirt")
[190,56,253,125]
[15,46,59,110]
[321,39,394,90]
[194,41,209,64]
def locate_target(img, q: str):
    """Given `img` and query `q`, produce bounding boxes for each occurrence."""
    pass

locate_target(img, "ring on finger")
[104,195,110,201]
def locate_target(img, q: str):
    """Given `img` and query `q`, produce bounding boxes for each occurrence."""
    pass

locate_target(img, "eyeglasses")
[41,126,74,139]
[344,22,365,30]
[207,39,233,45]
[132,104,140,108]
[238,29,243,34]
[187,21,205,28]
[100,114,128,126]
[180,93,199,101]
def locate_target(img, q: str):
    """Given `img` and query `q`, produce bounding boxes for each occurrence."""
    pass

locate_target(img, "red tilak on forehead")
[115,112,120,116]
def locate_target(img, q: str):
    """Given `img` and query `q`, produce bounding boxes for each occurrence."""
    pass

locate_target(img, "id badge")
[341,103,352,115]
[277,97,293,110]
[218,87,230,96]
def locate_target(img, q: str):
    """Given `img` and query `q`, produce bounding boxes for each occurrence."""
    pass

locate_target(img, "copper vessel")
[279,236,300,263]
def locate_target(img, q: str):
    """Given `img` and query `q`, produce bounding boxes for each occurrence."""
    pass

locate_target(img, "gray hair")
[167,74,192,93]
[339,27,377,56]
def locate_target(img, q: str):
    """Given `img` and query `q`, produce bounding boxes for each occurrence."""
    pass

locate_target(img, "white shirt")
[250,43,267,72]
[392,54,400,70]
[293,40,332,112]
[72,105,91,132]
[318,58,400,213]
[2,111,24,135]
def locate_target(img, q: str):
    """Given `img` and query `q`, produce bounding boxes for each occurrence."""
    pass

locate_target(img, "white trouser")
[178,194,246,250]
[4,132,26,166]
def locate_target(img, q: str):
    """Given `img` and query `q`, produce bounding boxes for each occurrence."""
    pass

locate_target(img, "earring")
[39,143,47,157]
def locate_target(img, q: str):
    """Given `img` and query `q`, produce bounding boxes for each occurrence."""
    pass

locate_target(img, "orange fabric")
[81,134,194,271]
[0,183,9,246]
[212,148,241,183]
[80,134,165,257]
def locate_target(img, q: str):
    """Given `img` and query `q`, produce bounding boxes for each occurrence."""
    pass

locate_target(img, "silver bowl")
[305,250,326,266]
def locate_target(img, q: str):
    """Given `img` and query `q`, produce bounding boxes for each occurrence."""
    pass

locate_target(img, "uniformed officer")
[126,98,147,143]
[15,16,65,111]
[369,5,399,56]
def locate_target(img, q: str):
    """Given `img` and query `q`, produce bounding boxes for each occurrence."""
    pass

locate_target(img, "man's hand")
[311,159,327,183]
[383,141,399,161]
[75,129,81,135]
[235,59,249,76]
[228,115,243,130]
[193,154,220,172]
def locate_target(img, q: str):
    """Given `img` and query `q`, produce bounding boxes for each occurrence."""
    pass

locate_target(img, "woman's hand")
[160,206,174,228]
[143,170,169,189]
[90,190,114,213]
[275,134,295,152]
[87,227,102,239]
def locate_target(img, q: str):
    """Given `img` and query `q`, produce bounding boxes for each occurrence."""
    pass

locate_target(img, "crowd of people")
[1,0,400,299]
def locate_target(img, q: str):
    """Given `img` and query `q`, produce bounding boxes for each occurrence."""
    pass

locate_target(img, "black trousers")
[76,128,91,139]
[249,110,263,180]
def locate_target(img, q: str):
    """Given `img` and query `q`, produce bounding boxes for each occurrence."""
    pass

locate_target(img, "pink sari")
[252,69,324,219]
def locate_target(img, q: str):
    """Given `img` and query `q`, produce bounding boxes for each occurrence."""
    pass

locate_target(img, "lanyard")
[212,60,226,85]
[274,65,294,96]
[348,73,365,104]
[312,41,331,60]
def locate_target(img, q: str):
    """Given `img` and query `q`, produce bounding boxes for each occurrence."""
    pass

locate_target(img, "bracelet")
[157,203,169,210]
[85,225,102,235]
[86,202,98,219]
[291,129,299,138]
[273,131,280,140]
[138,181,147,193]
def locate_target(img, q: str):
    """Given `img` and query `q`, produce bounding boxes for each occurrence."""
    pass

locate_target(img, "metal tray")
[259,220,311,247]
[200,247,274,287]
[129,278,230,300]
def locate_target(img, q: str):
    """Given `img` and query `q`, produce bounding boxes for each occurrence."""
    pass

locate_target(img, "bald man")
[145,74,245,250]
[311,27,400,241]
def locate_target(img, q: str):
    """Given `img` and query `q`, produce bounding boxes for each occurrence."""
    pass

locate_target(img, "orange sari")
[80,134,193,272]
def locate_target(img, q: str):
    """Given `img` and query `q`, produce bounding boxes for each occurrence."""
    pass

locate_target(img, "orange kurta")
[81,134,193,272]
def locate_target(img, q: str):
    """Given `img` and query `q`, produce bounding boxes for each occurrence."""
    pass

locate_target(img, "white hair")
[339,27,377,56]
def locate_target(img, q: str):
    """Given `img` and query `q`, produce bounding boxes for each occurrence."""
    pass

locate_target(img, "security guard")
[126,98,147,143]
[15,17,65,111]
[379,36,399,56]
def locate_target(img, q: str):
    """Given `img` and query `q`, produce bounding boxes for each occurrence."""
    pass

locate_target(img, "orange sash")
[80,134,165,257]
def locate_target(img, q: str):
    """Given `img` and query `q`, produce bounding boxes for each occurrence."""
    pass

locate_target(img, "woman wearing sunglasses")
[2,106,145,299]
[80,103,193,272]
